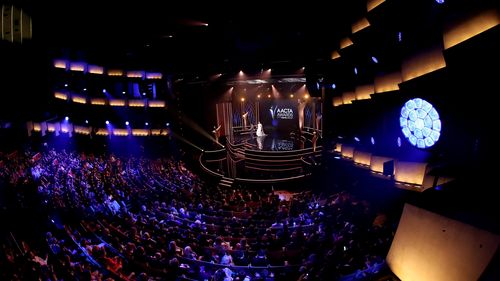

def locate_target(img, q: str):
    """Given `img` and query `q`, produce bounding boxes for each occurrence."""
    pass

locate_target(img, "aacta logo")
[270,106,294,120]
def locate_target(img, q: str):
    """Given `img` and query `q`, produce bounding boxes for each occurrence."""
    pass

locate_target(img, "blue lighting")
[371,137,375,145]
[397,137,402,147]
[316,82,320,90]
[371,56,378,63]
[64,116,69,121]
[145,122,149,126]
[354,136,360,142]
[354,67,358,75]
[400,98,441,148]
[398,32,402,42]
[435,0,444,4]
[331,83,336,89]
[102,89,107,93]
[125,121,129,126]
[105,120,110,125]
[83,88,87,91]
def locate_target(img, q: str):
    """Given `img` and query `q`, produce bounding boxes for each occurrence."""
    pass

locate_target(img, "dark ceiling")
[27,1,366,74]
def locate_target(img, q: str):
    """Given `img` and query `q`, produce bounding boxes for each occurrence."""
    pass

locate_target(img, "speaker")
[383,160,394,176]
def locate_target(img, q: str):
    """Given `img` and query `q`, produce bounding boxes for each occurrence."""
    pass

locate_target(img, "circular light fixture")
[400,98,441,148]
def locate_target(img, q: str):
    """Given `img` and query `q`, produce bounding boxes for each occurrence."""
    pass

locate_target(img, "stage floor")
[234,131,311,151]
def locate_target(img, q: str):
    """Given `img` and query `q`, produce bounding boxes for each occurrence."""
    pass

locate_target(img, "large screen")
[259,100,299,134]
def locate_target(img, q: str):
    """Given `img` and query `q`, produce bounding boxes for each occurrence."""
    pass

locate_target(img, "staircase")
[218,177,234,188]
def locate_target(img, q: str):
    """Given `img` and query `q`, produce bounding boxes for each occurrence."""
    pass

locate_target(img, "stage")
[200,129,322,184]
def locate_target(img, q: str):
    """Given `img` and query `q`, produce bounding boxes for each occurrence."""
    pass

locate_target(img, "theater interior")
[0,1,499,280]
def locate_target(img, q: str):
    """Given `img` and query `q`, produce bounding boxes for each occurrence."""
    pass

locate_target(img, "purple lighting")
[64,116,69,121]
[125,121,129,126]
[105,120,110,125]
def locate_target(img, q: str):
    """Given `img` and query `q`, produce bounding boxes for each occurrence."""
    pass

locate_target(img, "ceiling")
[28,1,366,74]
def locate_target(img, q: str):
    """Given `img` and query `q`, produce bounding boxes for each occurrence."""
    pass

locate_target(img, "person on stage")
[256,122,266,137]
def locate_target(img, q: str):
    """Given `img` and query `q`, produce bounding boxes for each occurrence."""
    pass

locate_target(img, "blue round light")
[400,98,441,148]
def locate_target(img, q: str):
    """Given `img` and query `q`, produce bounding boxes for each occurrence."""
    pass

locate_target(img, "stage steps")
[218,177,234,188]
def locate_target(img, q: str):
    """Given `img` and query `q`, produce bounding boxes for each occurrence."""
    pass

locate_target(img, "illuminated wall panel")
[387,204,500,281]
[333,97,344,107]
[355,84,374,100]
[132,129,149,136]
[127,71,145,79]
[370,155,394,173]
[402,47,446,82]
[394,161,427,185]
[54,92,68,100]
[444,10,499,50]
[340,37,353,49]
[352,18,370,34]
[88,65,104,74]
[109,99,126,107]
[342,92,356,105]
[151,129,168,136]
[74,126,91,135]
[334,143,342,153]
[108,69,123,76]
[72,95,87,104]
[341,145,354,158]
[70,62,86,72]
[90,98,106,105]
[148,100,166,108]
[331,51,341,60]
[353,151,372,166]
[128,100,146,107]
[32,122,41,132]
[54,60,68,69]
[96,128,109,136]
[113,129,129,136]
[367,0,385,12]
[374,71,401,93]
[146,72,163,79]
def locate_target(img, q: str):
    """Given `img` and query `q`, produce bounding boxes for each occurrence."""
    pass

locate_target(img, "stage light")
[85,120,89,124]
[397,137,402,147]
[83,88,87,91]
[304,94,309,99]
[354,137,360,142]
[398,32,402,42]
[64,116,69,121]
[105,120,110,125]
[371,56,378,63]
[435,0,444,4]
[125,121,129,126]
[268,94,271,98]
[290,94,294,98]
[145,122,149,126]
[331,84,336,89]
[166,123,170,126]
[371,137,375,145]
[257,94,261,98]
[241,97,245,102]
[400,98,441,148]
[102,89,106,93]
[354,67,358,75]
[64,84,68,87]
[122,91,126,95]
[142,92,146,96]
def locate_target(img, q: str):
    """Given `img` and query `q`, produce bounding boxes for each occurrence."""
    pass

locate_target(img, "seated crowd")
[0,149,393,280]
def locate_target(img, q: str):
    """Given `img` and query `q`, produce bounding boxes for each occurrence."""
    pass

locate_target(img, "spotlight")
[145,122,149,126]
[85,120,89,124]
[354,67,358,75]
[64,84,68,87]
[102,89,107,93]
[122,91,126,94]
[241,97,245,102]
[290,94,294,98]
[105,120,110,125]
[142,93,146,96]
[397,32,402,42]
[257,94,261,98]
[331,84,336,89]
[435,0,444,4]
[371,56,378,63]
[354,137,360,142]
[125,121,129,126]
[64,116,69,121]
[83,88,87,91]
[166,123,170,126]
